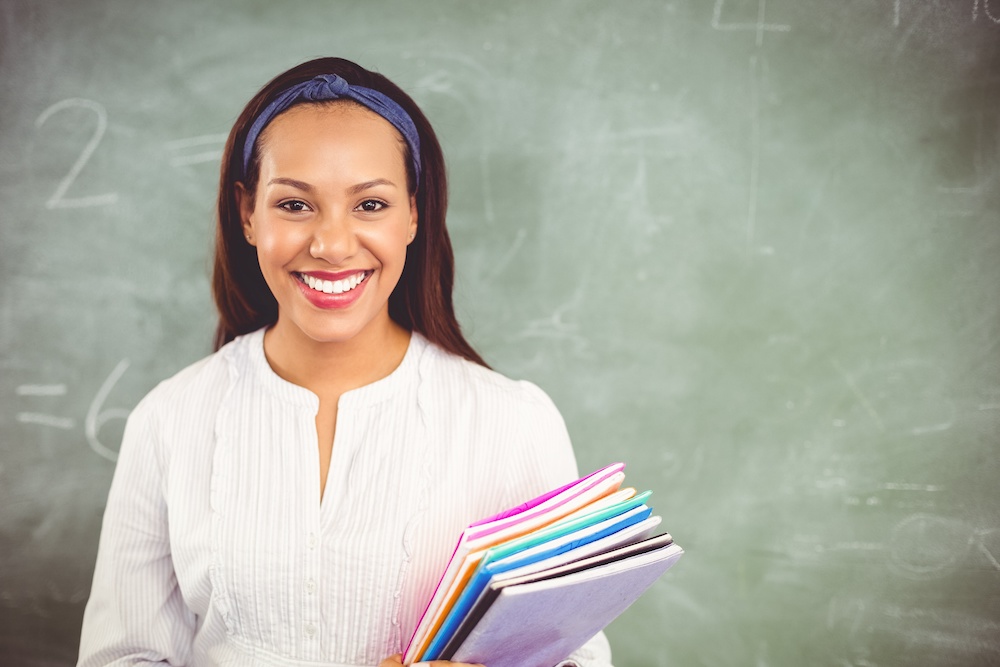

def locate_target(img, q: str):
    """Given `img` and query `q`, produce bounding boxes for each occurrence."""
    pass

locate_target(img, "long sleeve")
[77,397,196,666]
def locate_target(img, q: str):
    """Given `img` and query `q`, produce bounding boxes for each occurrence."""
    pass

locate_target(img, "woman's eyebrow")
[348,178,397,195]
[268,177,314,191]
[267,177,398,195]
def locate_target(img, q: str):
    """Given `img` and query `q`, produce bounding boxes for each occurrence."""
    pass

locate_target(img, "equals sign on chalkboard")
[16,383,74,430]
[164,133,228,168]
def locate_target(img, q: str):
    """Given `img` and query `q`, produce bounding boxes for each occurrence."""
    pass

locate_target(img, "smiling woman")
[240,104,417,368]
[76,57,613,667]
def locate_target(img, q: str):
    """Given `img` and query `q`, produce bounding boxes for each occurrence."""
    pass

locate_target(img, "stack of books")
[402,462,683,667]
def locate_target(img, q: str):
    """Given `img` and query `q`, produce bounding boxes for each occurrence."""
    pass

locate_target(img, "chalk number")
[34,98,119,209]
[85,359,131,462]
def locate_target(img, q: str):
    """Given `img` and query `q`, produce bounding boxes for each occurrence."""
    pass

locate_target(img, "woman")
[78,57,613,667]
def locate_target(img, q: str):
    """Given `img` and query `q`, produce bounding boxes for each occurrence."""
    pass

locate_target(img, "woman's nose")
[309,212,358,263]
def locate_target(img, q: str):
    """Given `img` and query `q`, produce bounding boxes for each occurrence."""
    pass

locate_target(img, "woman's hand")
[379,654,485,667]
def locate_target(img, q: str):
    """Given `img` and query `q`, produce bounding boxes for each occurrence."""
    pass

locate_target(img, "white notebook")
[449,539,684,667]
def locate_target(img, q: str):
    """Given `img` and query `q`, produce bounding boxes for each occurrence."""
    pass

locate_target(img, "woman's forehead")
[263,101,406,147]
[258,103,409,176]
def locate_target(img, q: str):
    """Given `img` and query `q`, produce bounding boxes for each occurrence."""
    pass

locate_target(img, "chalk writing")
[887,514,1000,579]
[165,133,228,167]
[976,529,1000,570]
[890,514,966,577]
[14,365,134,458]
[713,0,791,254]
[516,289,590,357]
[882,482,942,492]
[831,359,885,432]
[16,413,74,430]
[16,384,67,396]
[710,0,791,47]
[34,98,119,209]
[893,0,901,27]
[85,359,131,462]
[15,383,74,429]
[973,0,1000,22]
[747,55,762,254]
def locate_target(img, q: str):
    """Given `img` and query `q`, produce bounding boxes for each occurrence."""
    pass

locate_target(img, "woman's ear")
[407,195,418,245]
[235,182,256,246]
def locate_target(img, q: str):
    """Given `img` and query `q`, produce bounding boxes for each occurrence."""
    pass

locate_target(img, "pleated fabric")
[78,328,613,667]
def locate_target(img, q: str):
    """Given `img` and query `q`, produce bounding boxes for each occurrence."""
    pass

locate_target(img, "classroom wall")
[1,1,998,665]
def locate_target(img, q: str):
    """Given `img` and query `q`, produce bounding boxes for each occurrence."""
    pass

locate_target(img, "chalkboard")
[1,1,998,665]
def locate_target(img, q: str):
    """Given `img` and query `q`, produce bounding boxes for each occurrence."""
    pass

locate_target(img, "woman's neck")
[261,316,412,398]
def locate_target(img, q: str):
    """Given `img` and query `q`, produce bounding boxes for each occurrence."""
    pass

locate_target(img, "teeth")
[302,272,366,295]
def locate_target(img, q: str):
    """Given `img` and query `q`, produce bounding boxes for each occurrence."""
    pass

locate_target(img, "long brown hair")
[211,57,487,367]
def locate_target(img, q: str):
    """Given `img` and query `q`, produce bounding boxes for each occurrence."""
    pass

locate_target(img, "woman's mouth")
[296,270,371,295]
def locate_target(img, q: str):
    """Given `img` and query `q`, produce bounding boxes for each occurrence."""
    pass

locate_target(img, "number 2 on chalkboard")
[34,98,119,210]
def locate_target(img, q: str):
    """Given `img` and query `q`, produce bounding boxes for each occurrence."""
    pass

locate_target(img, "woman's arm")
[77,399,195,666]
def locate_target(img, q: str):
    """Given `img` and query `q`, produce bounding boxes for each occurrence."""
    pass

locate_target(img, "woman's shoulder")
[135,329,260,415]
[418,337,561,416]
[417,338,578,499]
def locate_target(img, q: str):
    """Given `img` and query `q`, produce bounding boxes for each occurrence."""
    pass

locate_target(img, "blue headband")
[241,74,421,186]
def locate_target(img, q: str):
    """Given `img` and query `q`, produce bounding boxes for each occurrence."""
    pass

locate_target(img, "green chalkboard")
[1,1,998,665]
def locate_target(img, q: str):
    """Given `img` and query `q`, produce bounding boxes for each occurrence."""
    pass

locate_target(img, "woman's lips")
[294,270,372,308]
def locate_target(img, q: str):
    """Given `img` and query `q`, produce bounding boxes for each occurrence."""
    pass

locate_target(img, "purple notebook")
[451,537,684,667]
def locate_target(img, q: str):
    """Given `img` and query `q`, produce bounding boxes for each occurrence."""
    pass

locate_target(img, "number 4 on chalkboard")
[34,98,120,210]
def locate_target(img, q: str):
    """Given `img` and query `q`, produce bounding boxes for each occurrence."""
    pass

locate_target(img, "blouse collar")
[234,327,429,411]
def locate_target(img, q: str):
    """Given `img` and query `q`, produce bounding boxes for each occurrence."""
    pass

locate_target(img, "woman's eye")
[357,199,386,213]
[278,200,310,213]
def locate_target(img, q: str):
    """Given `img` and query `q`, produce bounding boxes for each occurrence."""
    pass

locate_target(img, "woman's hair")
[212,57,487,367]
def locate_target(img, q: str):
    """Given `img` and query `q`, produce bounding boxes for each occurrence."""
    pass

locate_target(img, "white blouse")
[78,328,613,667]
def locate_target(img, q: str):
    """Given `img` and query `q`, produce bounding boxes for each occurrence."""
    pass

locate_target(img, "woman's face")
[240,102,417,348]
